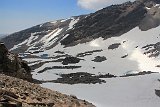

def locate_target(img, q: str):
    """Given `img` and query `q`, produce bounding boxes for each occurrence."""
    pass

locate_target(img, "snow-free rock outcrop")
[0,43,32,81]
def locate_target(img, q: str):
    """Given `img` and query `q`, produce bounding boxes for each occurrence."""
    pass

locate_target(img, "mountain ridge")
[1,0,160,51]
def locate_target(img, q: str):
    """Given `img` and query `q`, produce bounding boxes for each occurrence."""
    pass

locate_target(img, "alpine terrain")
[1,0,160,106]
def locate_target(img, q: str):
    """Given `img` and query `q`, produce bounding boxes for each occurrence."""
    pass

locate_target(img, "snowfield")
[42,73,160,107]
[10,16,160,107]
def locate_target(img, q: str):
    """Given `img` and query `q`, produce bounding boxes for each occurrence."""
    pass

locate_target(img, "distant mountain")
[1,0,160,106]
[0,34,8,39]
[1,0,160,51]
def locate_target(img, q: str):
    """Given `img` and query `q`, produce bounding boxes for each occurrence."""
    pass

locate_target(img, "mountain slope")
[1,0,160,107]
[0,74,95,107]
[1,16,86,53]
[1,0,160,51]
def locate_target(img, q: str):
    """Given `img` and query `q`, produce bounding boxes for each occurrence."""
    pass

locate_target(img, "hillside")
[0,74,94,107]
[1,0,160,106]
[0,43,95,107]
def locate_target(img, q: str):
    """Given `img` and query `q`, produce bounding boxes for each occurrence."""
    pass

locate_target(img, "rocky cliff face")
[0,42,32,81]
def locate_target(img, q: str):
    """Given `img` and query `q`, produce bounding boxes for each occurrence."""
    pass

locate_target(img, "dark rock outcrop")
[108,43,121,50]
[62,56,81,65]
[46,72,116,84]
[0,43,32,81]
[142,42,160,57]
[92,56,107,62]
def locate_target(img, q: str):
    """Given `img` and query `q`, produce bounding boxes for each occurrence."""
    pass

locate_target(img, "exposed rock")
[0,43,32,81]
[120,71,157,77]
[156,65,160,67]
[61,1,148,46]
[0,74,95,107]
[1,0,160,51]
[139,1,160,31]
[155,89,160,97]
[1,16,86,51]
[92,56,107,62]
[45,72,116,84]
[54,51,65,54]
[142,42,160,57]
[121,54,128,58]
[76,50,103,57]
[108,43,121,50]
[37,66,82,73]
[62,56,81,65]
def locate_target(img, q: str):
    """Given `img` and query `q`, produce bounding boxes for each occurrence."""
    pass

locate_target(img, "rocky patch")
[54,51,65,54]
[108,43,121,50]
[121,54,128,58]
[62,56,81,65]
[143,42,160,57]
[120,71,157,77]
[0,43,32,81]
[155,89,160,97]
[0,74,95,107]
[61,0,150,46]
[92,56,107,62]
[38,66,82,73]
[44,72,116,84]
[76,50,103,57]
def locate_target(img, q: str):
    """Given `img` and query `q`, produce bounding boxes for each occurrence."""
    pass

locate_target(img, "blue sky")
[0,0,92,34]
[0,0,134,34]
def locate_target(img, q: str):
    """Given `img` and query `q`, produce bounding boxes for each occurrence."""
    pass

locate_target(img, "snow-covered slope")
[1,0,160,107]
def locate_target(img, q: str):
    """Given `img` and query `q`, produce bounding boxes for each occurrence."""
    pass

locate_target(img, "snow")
[32,69,60,81]
[26,33,38,46]
[37,26,160,74]
[60,19,68,22]
[41,73,160,107]
[68,17,80,30]
[155,4,160,8]
[124,70,139,75]
[40,28,62,44]
[25,25,160,107]
[10,39,28,51]
[146,7,151,10]
[11,16,160,107]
